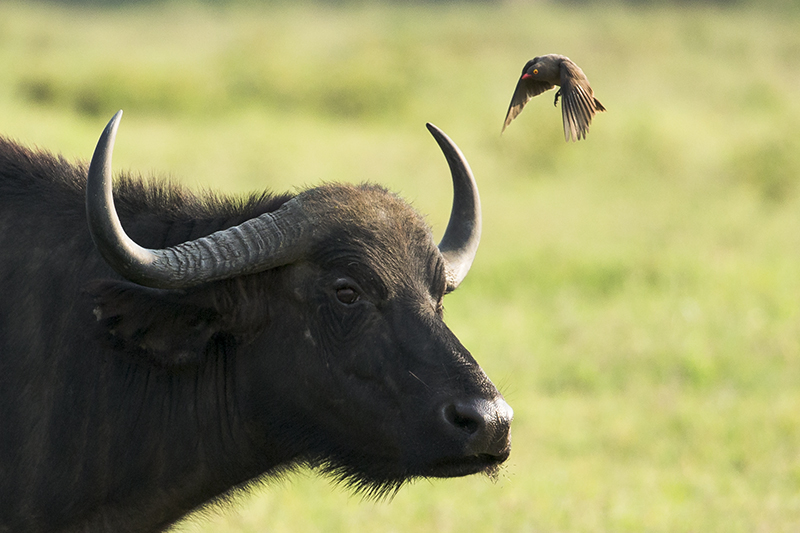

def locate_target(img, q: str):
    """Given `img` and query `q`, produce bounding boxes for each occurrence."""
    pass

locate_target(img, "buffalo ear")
[86,280,225,366]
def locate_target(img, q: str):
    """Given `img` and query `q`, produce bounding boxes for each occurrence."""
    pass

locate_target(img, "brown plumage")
[502,54,605,141]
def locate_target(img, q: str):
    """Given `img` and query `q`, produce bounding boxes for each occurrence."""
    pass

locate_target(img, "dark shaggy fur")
[0,136,508,533]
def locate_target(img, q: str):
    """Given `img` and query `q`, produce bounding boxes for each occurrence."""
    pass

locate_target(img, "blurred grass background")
[3,0,800,531]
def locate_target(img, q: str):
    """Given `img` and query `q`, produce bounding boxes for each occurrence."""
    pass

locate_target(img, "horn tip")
[108,109,123,129]
[99,111,124,145]
[425,122,452,148]
[425,122,442,136]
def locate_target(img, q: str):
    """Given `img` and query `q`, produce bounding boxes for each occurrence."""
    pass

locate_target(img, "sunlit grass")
[2,1,800,531]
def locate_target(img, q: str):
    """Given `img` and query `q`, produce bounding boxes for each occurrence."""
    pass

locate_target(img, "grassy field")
[3,1,800,531]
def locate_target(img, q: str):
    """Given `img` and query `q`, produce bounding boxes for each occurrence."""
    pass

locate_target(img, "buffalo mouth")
[425,449,511,479]
[316,445,510,497]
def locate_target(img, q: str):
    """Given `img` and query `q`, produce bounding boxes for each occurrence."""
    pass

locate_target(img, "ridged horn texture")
[426,123,482,293]
[86,113,481,292]
[86,111,316,289]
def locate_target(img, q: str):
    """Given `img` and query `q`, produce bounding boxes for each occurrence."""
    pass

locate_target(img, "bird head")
[520,56,558,82]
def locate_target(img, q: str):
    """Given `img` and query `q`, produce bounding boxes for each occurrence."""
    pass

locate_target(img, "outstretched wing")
[559,59,604,142]
[502,75,554,133]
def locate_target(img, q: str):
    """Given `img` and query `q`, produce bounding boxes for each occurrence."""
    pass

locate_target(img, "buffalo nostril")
[441,398,513,458]
[443,401,484,435]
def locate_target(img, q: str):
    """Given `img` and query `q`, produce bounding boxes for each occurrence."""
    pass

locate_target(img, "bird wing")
[502,76,554,132]
[558,59,602,142]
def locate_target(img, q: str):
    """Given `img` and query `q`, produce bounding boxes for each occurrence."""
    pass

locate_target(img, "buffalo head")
[85,112,512,500]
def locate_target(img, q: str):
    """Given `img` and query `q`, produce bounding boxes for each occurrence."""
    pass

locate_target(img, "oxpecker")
[502,54,605,141]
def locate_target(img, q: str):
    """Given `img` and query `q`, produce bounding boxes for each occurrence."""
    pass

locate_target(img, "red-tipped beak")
[521,73,532,80]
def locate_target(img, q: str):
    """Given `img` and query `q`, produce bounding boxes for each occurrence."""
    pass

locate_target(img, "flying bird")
[502,54,605,141]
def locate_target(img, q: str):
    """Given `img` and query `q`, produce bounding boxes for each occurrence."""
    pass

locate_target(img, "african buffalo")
[0,111,512,533]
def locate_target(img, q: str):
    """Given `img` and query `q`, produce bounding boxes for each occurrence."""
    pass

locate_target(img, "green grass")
[3,1,800,531]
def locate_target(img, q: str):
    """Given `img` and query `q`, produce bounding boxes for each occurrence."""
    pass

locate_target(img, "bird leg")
[553,89,561,107]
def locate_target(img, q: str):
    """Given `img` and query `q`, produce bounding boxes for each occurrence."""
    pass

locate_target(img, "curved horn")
[426,123,482,293]
[86,111,316,289]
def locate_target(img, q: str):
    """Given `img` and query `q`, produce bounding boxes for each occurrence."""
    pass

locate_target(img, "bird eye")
[533,68,538,75]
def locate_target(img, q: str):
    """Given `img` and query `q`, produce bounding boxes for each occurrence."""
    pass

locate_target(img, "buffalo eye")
[336,287,359,304]
[334,280,361,305]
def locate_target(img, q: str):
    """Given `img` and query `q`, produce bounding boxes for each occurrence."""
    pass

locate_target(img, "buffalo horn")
[87,113,480,292]
[86,111,316,289]
[426,123,482,293]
